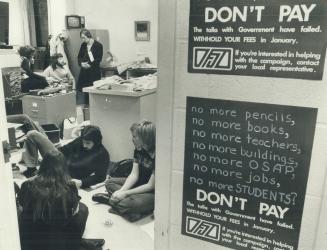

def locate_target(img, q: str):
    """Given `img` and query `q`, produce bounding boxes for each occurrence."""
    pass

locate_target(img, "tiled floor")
[11,149,154,250]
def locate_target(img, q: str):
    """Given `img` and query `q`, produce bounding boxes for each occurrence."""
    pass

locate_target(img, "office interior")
[1,1,327,250]
[0,0,157,250]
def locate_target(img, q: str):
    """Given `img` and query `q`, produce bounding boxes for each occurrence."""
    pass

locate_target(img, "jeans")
[105,177,154,215]
[22,130,57,168]
[7,114,45,135]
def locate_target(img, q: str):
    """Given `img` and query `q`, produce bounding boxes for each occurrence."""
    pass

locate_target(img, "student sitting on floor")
[17,150,105,250]
[21,125,110,187]
[43,53,75,92]
[93,120,155,222]
[18,150,84,250]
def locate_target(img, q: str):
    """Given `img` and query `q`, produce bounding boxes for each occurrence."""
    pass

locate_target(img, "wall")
[73,0,158,65]
[0,50,22,250]
[155,0,327,250]
[48,0,75,36]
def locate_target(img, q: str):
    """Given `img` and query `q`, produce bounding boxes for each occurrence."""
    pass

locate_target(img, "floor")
[11,147,154,250]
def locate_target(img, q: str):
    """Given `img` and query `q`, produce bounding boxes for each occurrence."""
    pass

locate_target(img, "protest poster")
[182,97,317,250]
[188,0,327,80]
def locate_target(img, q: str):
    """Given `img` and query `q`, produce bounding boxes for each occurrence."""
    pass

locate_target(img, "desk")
[22,92,76,126]
[83,87,156,161]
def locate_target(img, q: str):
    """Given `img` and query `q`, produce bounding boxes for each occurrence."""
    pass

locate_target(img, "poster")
[188,0,327,80]
[181,97,317,250]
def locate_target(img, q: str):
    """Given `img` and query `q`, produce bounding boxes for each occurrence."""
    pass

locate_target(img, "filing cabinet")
[22,92,76,126]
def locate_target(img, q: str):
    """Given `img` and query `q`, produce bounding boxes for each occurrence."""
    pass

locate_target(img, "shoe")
[81,238,105,248]
[11,163,20,171]
[108,207,120,215]
[22,167,37,178]
[92,193,109,204]
[125,213,143,222]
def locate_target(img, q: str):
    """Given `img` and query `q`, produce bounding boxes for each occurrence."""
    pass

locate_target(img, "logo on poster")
[193,47,233,70]
[186,216,221,241]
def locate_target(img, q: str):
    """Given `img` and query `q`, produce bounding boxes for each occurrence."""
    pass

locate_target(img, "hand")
[111,190,128,201]
[81,62,91,69]
[72,179,82,189]
[46,77,55,83]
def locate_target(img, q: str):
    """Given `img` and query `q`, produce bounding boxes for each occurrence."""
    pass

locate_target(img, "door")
[0,51,21,250]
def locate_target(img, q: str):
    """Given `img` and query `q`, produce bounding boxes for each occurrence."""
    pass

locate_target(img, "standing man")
[77,29,103,105]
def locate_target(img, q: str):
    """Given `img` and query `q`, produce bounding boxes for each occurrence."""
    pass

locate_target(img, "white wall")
[48,0,67,36]
[155,0,327,249]
[73,0,158,64]
[0,50,22,250]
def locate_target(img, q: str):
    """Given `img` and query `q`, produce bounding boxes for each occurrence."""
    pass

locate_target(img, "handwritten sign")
[188,0,327,80]
[181,97,317,250]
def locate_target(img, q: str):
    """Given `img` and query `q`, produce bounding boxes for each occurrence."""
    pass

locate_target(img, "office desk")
[22,92,76,126]
[83,87,156,161]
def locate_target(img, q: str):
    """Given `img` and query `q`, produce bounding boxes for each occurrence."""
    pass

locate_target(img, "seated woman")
[22,125,110,187]
[19,45,65,95]
[18,150,89,250]
[93,120,155,222]
[19,45,48,93]
[43,53,75,91]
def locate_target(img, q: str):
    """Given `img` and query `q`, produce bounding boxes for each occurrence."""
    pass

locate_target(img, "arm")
[111,172,155,201]
[43,67,51,77]
[125,173,155,195]
[89,42,103,67]
[58,137,80,157]
[67,69,76,89]
[70,183,81,216]
[21,59,46,80]
[38,86,64,95]
[79,148,109,188]
[17,181,31,211]
[120,162,139,191]
[77,43,85,66]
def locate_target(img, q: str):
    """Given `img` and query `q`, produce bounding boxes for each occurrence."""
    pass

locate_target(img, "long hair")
[50,53,64,70]
[29,150,75,223]
[134,120,156,152]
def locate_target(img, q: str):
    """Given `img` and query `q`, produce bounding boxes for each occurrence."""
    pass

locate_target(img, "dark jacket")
[21,57,48,93]
[77,40,103,91]
[59,137,109,187]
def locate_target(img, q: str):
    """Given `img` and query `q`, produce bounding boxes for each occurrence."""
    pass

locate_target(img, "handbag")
[109,159,133,177]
